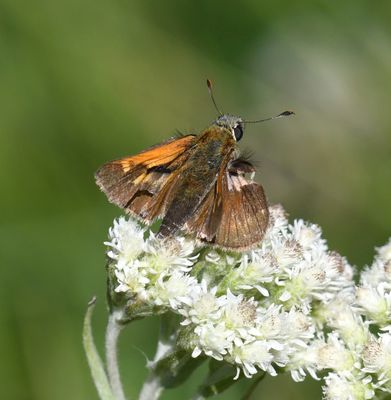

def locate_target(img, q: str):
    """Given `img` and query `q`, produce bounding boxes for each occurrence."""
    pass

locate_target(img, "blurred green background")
[1,0,390,399]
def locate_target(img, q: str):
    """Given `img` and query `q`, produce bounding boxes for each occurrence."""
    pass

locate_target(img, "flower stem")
[138,334,171,400]
[138,368,164,400]
[190,395,205,400]
[105,309,126,400]
[138,314,177,400]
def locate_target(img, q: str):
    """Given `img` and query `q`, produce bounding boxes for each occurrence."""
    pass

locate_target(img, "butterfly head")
[214,114,244,142]
[206,79,294,143]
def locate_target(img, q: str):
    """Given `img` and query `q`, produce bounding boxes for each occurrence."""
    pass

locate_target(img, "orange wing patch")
[117,136,196,172]
[95,135,196,222]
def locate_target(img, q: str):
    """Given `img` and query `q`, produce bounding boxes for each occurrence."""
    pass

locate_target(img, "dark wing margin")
[184,158,269,251]
[95,135,196,223]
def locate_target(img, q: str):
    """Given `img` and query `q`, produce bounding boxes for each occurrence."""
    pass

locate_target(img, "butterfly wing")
[185,158,269,250]
[95,135,196,222]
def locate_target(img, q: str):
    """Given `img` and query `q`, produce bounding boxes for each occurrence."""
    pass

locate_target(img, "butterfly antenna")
[206,79,223,116]
[244,110,295,124]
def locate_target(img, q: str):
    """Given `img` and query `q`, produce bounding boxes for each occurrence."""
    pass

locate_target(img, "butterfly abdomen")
[158,128,235,237]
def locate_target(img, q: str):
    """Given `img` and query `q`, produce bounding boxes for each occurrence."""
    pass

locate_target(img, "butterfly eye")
[233,124,243,141]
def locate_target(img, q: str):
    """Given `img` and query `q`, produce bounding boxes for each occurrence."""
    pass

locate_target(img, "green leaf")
[158,351,206,389]
[195,361,238,398]
[83,297,116,400]
[240,371,266,400]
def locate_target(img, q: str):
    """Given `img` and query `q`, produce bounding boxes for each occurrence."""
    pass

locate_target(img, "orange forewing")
[95,135,196,222]
[118,135,196,172]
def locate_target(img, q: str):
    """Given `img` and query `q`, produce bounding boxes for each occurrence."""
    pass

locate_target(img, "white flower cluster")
[105,207,391,399]
[106,218,197,307]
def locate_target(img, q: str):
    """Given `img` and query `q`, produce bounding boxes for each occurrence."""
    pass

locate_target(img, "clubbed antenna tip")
[279,110,295,117]
[244,110,296,124]
[206,78,223,116]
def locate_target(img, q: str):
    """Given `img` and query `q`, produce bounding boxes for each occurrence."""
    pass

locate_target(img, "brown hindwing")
[185,158,269,250]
